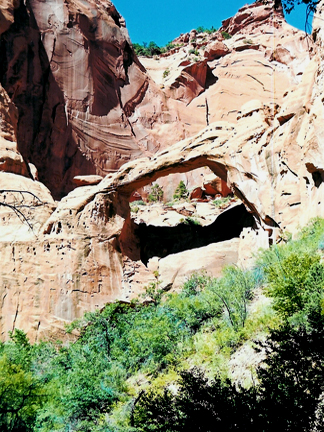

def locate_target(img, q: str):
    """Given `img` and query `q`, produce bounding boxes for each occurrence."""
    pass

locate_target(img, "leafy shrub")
[254,320,324,431]
[211,266,257,331]
[221,31,232,39]
[318,237,324,250]
[213,196,234,208]
[189,48,199,56]
[0,330,48,432]
[165,42,175,50]
[130,200,145,214]
[264,252,324,326]
[133,41,161,57]
[133,368,253,432]
[133,41,178,57]
[184,217,201,225]
[131,200,146,206]
[163,69,170,79]
[134,320,324,432]
[196,26,206,34]
[196,26,217,34]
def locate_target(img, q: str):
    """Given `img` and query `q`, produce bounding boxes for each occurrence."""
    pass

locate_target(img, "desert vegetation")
[196,26,218,34]
[173,181,189,201]
[148,184,164,203]
[132,24,219,59]
[221,31,232,39]
[1,219,324,430]
[133,41,182,57]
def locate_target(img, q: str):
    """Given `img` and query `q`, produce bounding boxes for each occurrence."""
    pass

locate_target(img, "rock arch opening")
[118,165,257,267]
[136,203,255,266]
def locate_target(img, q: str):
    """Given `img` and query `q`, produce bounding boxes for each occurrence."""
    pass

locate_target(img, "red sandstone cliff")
[0,0,322,340]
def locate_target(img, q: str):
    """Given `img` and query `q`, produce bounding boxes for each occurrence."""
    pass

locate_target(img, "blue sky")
[113,0,312,46]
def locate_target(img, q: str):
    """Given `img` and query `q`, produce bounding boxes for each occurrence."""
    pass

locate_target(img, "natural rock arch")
[101,128,266,226]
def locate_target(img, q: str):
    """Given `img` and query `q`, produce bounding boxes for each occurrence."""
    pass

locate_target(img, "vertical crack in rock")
[12,292,20,332]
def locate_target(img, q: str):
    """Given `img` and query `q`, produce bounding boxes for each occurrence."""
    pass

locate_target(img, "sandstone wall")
[0,0,324,340]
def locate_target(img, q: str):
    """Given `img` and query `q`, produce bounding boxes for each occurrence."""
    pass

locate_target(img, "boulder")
[203,177,232,197]
[190,187,204,199]
[204,41,230,61]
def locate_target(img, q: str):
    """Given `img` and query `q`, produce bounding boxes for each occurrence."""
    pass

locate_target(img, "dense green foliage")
[264,252,324,324]
[132,25,218,58]
[133,41,179,57]
[130,200,146,214]
[133,368,254,431]
[0,330,46,431]
[213,196,236,209]
[2,218,324,430]
[134,320,324,431]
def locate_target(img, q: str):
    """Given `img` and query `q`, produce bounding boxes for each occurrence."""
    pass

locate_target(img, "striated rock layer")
[1,0,324,340]
[0,0,313,199]
[0,0,189,198]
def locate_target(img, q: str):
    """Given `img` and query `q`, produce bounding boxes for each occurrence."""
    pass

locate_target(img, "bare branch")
[0,202,33,229]
[0,190,43,204]
[0,189,44,231]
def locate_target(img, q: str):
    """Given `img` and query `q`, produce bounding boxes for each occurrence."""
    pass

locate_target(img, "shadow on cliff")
[127,204,255,266]
[0,1,128,199]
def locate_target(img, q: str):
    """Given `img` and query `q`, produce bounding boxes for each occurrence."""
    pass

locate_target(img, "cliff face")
[0,0,182,198]
[0,0,323,340]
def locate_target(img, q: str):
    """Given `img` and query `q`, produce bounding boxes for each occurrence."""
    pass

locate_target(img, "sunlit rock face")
[220,0,285,35]
[0,0,324,341]
[0,0,157,198]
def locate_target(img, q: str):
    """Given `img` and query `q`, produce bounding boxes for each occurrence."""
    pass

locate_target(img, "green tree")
[264,252,324,324]
[255,320,324,431]
[133,368,254,431]
[173,180,189,200]
[133,41,162,57]
[0,330,46,432]
[0,356,44,431]
[148,184,164,202]
[134,319,324,432]
[210,266,257,331]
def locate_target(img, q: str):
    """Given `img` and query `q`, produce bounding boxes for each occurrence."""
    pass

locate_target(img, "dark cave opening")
[312,171,324,188]
[306,163,324,188]
[133,203,255,266]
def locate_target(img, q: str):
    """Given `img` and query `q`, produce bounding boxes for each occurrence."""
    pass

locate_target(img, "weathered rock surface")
[204,41,229,61]
[158,239,240,290]
[0,0,18,35]
[0,0,197,199]
[0,0,147,198]
[220,0,285,35]
[141,0,311,130]
[1,0,324,341]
